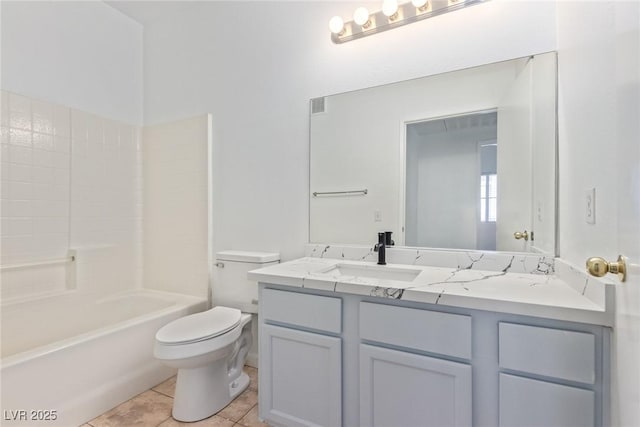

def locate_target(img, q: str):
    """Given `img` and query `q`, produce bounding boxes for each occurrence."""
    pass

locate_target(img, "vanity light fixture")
[329,16,346,36]
[382,0,399,21]
[353,7,372,29]
[330,0,488,44]
[411,0,429,12]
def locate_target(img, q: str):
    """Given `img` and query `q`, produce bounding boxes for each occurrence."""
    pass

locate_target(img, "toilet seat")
[156,306,242,345]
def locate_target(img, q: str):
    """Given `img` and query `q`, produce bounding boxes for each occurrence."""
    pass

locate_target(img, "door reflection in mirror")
[405,111,498,250]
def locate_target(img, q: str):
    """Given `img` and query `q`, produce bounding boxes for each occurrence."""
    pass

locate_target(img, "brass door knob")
[513,230,529,241]
[586,255,627,282]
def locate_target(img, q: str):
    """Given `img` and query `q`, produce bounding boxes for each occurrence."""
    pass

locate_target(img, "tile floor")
[82,366,265,427]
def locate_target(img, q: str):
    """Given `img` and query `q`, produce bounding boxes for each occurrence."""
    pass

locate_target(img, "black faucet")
[384,231,394,246]
[374,232,386,265]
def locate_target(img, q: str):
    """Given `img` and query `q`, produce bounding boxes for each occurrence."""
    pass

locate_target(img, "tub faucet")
[374,232,386,265]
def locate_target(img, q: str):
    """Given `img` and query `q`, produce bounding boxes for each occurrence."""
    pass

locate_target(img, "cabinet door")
[260,324,341,427]
[499,373,595,427]
[360,344,472,427]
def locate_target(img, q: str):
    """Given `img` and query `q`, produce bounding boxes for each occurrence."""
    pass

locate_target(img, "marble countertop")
[249,257,615,326]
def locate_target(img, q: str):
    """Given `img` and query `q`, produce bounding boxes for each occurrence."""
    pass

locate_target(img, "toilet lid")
[156,306,242,345]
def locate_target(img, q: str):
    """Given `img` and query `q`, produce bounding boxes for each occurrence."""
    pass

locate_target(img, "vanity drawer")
[499,323,595,384]
[359,302,472,359]
[261,288,342,334]
[499,373,595,427]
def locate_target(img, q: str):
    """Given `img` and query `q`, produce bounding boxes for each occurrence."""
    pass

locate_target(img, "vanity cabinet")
[360,344,472,427]
[261,325,342,427]
[259,289,342,427]
[258,284,609,427]
[498,323,598,427]
[359,302,473,426]
[499,373,595,426]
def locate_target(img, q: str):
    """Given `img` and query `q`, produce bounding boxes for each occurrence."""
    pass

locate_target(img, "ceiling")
[409,111,498,136]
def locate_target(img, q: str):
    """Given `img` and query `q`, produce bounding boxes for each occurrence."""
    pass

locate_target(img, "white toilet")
[154,250,279,422]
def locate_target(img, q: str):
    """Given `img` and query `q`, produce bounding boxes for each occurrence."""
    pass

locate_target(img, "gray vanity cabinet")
[498,323,599,427]
[360,344,472,427]
[499,374,595,426]
[258,284,609,427]
[359,302,473,426]
[259,288,342,427]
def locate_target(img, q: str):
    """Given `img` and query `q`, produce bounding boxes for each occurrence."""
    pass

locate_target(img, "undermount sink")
[320,263,421,282]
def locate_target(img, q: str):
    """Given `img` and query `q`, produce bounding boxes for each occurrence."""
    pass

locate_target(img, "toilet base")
[171,360,250,422]
[229,371,250,400]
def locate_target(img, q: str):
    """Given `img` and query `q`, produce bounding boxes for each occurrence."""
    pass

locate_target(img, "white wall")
[557,1,623,270]
[556,2,640,426]
[142,116,210,299]
[143,0,557,260]
[0,0,143,125]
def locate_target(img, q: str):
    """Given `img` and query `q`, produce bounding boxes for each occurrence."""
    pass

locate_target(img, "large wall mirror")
[310,52,557,255]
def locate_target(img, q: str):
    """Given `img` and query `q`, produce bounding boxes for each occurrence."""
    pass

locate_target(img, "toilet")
[154,250,279,422]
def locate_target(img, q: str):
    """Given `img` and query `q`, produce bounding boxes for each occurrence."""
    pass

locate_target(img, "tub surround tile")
[249,255,615,326]
[89,390,173,427]
[1,90,142,299]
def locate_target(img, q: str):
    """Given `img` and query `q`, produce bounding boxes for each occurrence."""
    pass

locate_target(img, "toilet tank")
[212,250,280,314]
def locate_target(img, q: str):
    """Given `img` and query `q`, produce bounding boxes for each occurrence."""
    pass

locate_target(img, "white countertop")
[249,257,615,326]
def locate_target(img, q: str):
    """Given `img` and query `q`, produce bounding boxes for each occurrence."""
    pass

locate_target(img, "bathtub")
[0,289,207,426]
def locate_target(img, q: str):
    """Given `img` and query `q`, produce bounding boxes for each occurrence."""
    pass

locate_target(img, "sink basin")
[320,264,421,282]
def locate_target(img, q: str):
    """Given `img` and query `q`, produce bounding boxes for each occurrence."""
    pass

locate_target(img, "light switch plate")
[585,188,596,224]
[374,210,382,222]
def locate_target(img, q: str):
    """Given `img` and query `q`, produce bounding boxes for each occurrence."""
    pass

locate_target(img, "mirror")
[310,52,557,255]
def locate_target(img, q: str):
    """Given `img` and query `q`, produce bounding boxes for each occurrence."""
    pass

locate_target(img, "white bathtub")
[0,289,207,426]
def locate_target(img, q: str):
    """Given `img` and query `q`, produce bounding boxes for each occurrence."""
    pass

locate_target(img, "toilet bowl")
[154,306,252,422]
[154,250,279,422]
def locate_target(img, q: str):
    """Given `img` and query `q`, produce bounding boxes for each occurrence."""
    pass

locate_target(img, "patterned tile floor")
[82,366,265,427]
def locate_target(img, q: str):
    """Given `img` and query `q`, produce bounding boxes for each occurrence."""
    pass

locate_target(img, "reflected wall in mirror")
[310,52,557,255]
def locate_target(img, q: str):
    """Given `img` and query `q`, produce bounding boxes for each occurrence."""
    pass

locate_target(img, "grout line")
[155,415,172,427]
[148,389,171,399]
[238,403,258,426]
[152,388,175,399]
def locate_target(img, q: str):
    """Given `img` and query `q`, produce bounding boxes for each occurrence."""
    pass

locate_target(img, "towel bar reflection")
[0,256,76,271]
[313,189,368,197]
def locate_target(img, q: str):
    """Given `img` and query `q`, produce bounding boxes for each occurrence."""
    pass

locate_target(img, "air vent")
[310,97,326,114]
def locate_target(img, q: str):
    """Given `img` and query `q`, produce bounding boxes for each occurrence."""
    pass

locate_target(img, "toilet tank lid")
[216,250,280,263]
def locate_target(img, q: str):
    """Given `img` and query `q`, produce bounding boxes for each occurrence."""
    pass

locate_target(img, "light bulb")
[353,7,371,28]
[382,0,399,19]
[329,16,345,35]
[412,0,428,11]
